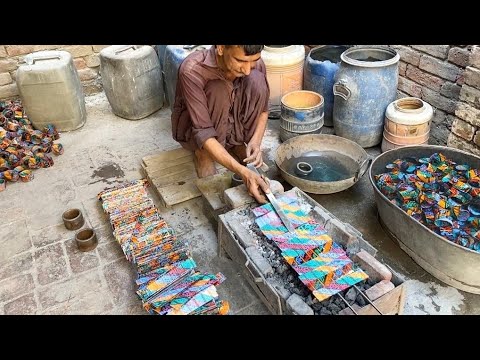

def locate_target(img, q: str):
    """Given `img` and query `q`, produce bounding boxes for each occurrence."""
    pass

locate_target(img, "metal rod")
[353,284,384,315]
[336,293,359,315]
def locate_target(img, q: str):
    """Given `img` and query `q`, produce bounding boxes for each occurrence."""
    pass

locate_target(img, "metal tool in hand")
[247,163,296,233]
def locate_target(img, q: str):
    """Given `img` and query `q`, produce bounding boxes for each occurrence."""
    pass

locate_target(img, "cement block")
[365,280,395,301]
[224,184,255,209]
[245,246,274,278]
[354,250,392,283]
[228,218,257,249]
[286,294,314,315]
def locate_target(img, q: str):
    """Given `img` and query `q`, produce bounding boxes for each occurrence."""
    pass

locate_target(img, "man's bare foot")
[194,148,217,178]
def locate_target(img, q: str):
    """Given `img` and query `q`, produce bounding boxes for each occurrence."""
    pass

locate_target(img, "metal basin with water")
[275,134,371,194]
[369,145,480,294]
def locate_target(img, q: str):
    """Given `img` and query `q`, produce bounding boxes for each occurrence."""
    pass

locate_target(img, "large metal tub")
[369,145,480,294]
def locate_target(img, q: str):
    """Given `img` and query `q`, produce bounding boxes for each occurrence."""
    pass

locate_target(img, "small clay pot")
[75,228,98,252]
[295,162,313,177]
[231,173,244,187]
[62,208,84,230]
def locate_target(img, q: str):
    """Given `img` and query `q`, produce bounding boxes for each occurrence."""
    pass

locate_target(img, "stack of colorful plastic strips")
[0,100,63,191]
[375,152,480,252]
[253,193,368,302]
[97,179,229,315]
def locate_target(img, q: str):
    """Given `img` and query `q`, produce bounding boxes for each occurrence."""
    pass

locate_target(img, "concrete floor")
[0,92,478,315]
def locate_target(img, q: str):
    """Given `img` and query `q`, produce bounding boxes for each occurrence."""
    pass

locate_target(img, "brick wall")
[391,45,470,146]
[446,46,480,155]
[0,45,109,100]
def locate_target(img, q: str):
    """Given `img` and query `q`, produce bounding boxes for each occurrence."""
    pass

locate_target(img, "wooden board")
[142,147,192,168]
[142,146,226,207]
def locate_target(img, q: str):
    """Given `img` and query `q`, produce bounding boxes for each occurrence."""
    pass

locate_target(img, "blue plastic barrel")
[164,45,211,111]
[303,45,349,126]
[156,45,168,70]
[333,46,400,148]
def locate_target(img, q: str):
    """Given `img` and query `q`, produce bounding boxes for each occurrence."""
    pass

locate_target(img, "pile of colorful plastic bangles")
[375,152,480,252]
[0,100,64,191]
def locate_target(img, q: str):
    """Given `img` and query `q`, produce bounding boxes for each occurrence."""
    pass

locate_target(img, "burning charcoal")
[291,287,304,296]
[345,287,357,302]
[305,295,314,306]
[329,303,342,314]
[334,297,343,306]
[355,280,367,290]
[355,293,366,307]
[320,307,332,315]
[312,301,323,312]
[321,297,330,304]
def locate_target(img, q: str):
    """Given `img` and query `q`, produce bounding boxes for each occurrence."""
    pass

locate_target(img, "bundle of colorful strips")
[0,100,64,191]
[253,192,368,302]
[98,179,229,315]
[375,152,480,252]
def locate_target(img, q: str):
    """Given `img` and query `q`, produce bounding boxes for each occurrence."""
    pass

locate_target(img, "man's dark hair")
[225,45,264,55]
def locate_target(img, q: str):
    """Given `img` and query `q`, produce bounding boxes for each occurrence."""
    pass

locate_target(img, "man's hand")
[240,167,270,204]
[244,140,263,168]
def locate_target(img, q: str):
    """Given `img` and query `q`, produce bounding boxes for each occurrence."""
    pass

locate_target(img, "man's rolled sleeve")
[178,67,217,149]
[193,127,217,149]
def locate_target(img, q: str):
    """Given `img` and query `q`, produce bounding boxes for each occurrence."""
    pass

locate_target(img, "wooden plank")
[142,147,192,168]
[355,283,405,315]
[159,180,202,206]
[141,163,148,178]
[142,146,228,207]
[143,155,194,174]
[147,162,196,179]
[150,168,197,188]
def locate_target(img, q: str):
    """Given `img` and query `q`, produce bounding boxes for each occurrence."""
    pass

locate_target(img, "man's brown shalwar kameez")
[171,46,270,151]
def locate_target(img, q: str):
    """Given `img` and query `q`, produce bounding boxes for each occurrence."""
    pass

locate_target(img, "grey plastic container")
[16,50,86,132]
[100,45,163,120]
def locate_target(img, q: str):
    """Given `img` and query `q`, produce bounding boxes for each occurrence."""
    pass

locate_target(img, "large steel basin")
[369,145,480,294]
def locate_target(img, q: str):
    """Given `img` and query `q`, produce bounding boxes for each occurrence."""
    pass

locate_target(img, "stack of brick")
[447,46,480,156]
[0,45,110,100]
[390,45,469,146]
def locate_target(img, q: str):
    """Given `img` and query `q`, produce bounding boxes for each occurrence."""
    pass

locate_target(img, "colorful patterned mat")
[98,179,229,315]
[0,100,63,191]
[253,192,368,302]
[375,152,480,252]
